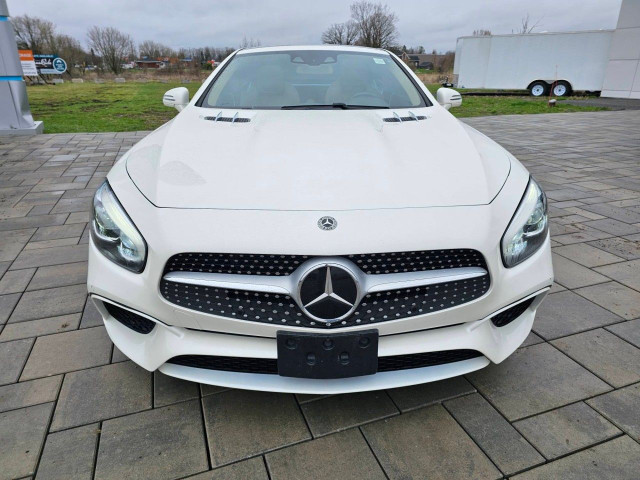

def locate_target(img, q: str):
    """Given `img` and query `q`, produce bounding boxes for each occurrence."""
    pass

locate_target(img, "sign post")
[0,0,43,135]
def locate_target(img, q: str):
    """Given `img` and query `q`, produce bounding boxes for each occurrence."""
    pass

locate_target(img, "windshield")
[199,50,429,110]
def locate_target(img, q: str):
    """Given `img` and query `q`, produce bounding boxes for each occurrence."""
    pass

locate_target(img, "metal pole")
[0,0,43,135]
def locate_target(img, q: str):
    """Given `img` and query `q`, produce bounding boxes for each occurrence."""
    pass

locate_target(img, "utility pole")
[0,0,43,135]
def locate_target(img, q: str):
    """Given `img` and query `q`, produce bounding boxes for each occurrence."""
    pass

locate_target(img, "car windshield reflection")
[200,49,429,110]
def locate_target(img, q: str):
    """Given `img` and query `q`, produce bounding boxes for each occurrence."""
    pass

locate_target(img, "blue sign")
[33,54,67,74]
[52,57,67,73]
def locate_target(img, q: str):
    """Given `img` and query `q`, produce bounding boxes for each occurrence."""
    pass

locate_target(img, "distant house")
[180,57,200,67]
[401,53,445,70]
[135,59,164,69]
[161,57,199,67]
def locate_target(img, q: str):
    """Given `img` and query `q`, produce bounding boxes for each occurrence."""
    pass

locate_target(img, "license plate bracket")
[277,329,378,379]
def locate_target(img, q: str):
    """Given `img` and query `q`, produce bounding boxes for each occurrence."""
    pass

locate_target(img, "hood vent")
[203,112,251,123]
[383,112,427,123]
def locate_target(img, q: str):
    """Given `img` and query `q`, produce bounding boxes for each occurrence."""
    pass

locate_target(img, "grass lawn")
[26,81,607,134]
[26,81,200,133]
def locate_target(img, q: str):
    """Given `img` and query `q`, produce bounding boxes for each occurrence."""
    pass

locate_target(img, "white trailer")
[453,30,614,97]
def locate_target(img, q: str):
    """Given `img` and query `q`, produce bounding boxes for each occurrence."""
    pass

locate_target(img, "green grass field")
[26,81,606,134]
[26,81,201,133]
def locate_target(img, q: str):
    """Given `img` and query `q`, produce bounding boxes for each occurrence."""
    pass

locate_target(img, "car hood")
[125,106,510,210]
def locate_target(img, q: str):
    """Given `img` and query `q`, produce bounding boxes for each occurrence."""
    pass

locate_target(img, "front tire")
[551,81,571,97]
[529,81,548,97]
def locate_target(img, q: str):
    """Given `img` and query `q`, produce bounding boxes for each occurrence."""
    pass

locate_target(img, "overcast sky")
[9,0,622,52]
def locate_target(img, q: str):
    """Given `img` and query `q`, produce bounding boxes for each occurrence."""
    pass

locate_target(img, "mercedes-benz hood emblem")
[318,216,337,230]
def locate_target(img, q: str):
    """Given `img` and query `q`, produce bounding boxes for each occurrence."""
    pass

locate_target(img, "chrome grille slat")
[163,266,488,296]
[160,273,491,329]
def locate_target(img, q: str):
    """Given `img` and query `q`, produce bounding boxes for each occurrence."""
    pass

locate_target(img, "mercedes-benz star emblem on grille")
[298,264,358,322]
[317,216,337,230]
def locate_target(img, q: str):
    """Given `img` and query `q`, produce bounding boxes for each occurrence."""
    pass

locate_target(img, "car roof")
[236,45,389,55]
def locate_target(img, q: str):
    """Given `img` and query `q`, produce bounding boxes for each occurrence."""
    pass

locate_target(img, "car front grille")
[160,273,490,329]
[163,249,487,276]
[166,349,483,375]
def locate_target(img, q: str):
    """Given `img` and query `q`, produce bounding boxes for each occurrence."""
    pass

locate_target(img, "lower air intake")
[166,349,483,375]
[103,302,156,334]
[491,297,535,327]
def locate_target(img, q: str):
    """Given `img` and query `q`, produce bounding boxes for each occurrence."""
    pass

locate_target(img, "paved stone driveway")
[1,110,640,480]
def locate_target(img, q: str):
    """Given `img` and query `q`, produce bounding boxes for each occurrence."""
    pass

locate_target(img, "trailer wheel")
[529,81,548,97]
[551,81,571,97]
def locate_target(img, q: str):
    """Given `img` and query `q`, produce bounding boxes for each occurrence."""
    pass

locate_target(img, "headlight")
[501,177,548,268]
[91,181,147,272]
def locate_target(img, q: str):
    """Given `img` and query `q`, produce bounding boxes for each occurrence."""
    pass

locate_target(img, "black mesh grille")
[163,249,487,276]
[349,250,486,274]
[164,253,310,276]
[491,297,535,327]
[104,302,156,334]
[353,275,489,324]
[160,274,490,329]
[378,349,482,372]
[166,349,483,375]
[169,354,277,374]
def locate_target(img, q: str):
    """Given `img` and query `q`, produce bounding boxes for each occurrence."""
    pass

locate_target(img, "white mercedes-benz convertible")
[88,45,553,394]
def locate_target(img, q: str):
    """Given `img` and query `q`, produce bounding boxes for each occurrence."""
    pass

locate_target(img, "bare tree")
[322,21,359,45]
[437,50,455,73]
[473,29,492,36]
[87,26,135,74]
[139,40,175,59]
[13,15,56,54]
[514,14,542,34]
[350,1,398,49]
[239,35,261,49]
[50,34,87,74]
[212,47,235,62]
[403,45,426,54]
[13,15,87,76]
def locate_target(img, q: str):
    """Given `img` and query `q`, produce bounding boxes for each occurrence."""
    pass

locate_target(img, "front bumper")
[88,158,554,393]
[92,282,549,393]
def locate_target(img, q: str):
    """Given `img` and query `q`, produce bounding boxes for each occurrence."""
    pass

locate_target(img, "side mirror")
[436,88,462,110]
[163,87,189,112]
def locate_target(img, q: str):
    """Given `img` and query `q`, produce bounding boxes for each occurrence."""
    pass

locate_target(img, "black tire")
[529,81,548,97]
[551,81,572,97]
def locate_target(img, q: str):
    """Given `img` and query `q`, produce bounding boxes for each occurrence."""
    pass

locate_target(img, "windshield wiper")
[281,103,389,110]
